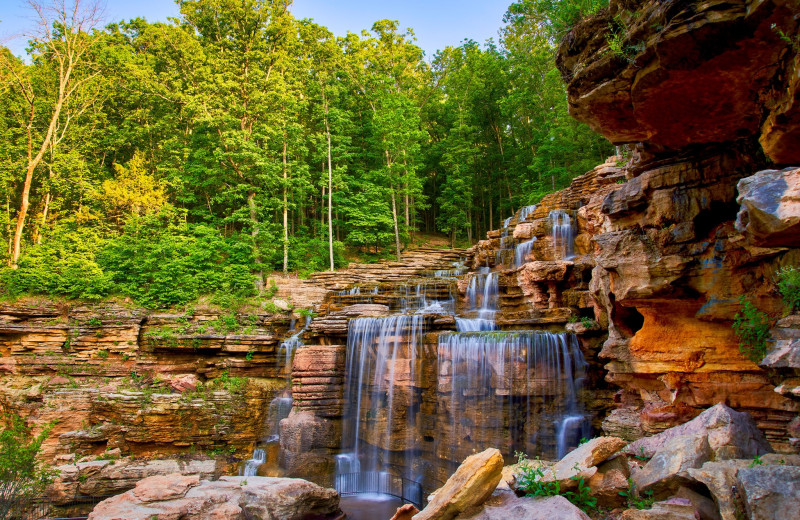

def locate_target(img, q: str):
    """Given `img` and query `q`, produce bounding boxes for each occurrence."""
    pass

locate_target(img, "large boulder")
[88,474,341,520]
[414,448,504,520]
[628,404,771,497]
[685,460,750,520]
[551,437,628,481]
[455,494,590,520]
[736,167,800,247]
[625,404,771,460]
[737,465,800,520]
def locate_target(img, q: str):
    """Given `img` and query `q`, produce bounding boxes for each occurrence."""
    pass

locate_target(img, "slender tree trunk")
[325,104,334,272]
[248,191,264,292]
[391,189,401,260]
[282,139,289,273]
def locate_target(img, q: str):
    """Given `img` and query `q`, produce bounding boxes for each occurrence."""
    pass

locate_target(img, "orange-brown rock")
[556,0,800,161]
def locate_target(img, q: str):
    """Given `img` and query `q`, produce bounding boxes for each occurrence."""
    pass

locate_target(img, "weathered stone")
[88,475,341,520]
[685,460,750,520]
[675,487,722,520]
[454,494,590,520]
[48,458,217,500]
[550,436,627,481]
[391,504,419,520]
[737,465,800,520]
[414,448,504,520]
[736,168,800,247]
[626,404,772,460]
[279,410,339,485]
[587,456,631,509]
[632,434,712,496]
[556,0,800,155]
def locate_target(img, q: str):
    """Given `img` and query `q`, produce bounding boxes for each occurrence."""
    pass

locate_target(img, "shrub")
[0,415,57,519]
[732,296,772,363]
[776,265,800,312]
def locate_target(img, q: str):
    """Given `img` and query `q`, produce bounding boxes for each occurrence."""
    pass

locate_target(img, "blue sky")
[1,0,511,59]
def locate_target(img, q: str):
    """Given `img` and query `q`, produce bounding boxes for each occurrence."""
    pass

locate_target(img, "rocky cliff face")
[549,0,800,451]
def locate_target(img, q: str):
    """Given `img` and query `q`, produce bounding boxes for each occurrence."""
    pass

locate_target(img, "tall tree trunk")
[384,150,401,260]
[282,139,289,273]
[248,191,264,292]
[325,102,334,272]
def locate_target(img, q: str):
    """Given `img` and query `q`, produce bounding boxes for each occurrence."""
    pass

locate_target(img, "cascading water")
[334,255,592,496]
[518,204,537,222]
[514,238,536,267]
[438,331,588,461]
[337,314,427,495]
[241,316,311,476]
[456,268,497,332]
[549,209,575,260]
[241,448,266,477]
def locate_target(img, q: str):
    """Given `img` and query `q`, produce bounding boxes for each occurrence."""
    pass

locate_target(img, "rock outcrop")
[87,474,342,520]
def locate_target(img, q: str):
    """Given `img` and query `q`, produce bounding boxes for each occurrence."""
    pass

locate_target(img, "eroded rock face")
[736,167,800,247]
[556,0,800,163]
[454,494,590,520]
[87,474,342,520]
[737,465,800,520]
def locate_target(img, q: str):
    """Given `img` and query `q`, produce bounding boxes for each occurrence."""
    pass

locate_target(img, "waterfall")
[514,238,536,267]
[337,314,426,493]
[241,448,266,477]
[265,395,293,443]
[518,204,537,222]
[438,331,588,460]
[457,269,498,331]
[549,209,575,260]
[278,315,310,374]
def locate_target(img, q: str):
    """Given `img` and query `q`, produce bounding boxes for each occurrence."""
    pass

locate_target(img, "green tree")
[0,415,56,519]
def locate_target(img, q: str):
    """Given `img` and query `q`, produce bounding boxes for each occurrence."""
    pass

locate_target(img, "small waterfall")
[400,279,457,314]
[265,395,293,443]
[457,269,498,331]
[514,238,536,267]
[278,315,310,377]
[549,210,575,260]
[241,448,266,476]
[518,204,537,222]
[337,314,426,493]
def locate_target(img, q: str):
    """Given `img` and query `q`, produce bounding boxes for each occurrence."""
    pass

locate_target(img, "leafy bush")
[776,266,800,312]
[99,213,257,308]
[732,296,772,363]
[0,415,57,519]
[514,453,597,513]
[0,224,113,300]
[618,477,654,510]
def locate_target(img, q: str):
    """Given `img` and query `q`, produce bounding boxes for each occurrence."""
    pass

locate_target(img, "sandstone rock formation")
[455,494,590,520]
[414,448,504,520]
[87,474,342,520]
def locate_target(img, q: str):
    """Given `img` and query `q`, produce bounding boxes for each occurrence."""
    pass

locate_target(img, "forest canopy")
[0,0,612,307]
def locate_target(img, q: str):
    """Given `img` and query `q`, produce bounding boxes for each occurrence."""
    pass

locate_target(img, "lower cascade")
[334,266,591,497]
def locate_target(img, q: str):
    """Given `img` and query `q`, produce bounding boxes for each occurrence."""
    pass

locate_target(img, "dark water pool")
[339,494,405,520]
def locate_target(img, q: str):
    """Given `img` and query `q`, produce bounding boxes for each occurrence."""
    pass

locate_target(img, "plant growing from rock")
[732,296,772,363]
[0,415,57,519]
[618,477,654,510]
[515,452,560,498]
[775,265,800,312]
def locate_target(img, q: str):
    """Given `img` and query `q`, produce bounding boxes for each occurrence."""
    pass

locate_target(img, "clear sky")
[0,0,511,60]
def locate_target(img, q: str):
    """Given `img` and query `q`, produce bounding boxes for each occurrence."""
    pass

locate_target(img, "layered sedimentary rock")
[550,0,800,451]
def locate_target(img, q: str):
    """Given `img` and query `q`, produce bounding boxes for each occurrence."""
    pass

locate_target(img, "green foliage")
[748,455,763,468]
[0,415,57,519]
[776,266,800,312]
[732,296,772,363]
[515,452,561,497]
[619,478,654,510]
[515,454,597,513]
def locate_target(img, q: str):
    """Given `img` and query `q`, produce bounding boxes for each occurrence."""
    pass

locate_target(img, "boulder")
[685,460,750,520]
[632,434,712,496]
[513,222,535,240]
[414,448,504,520]
[619,498,700,520]
[391,504,420,520]
[675,487,722,520]
[736,168,800,247]
[737,465,800,520]
[625,404,772,460]
[587,456,631,508]
[455,494,590,520]
[551,437,628,481]
[88,474,341,520]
